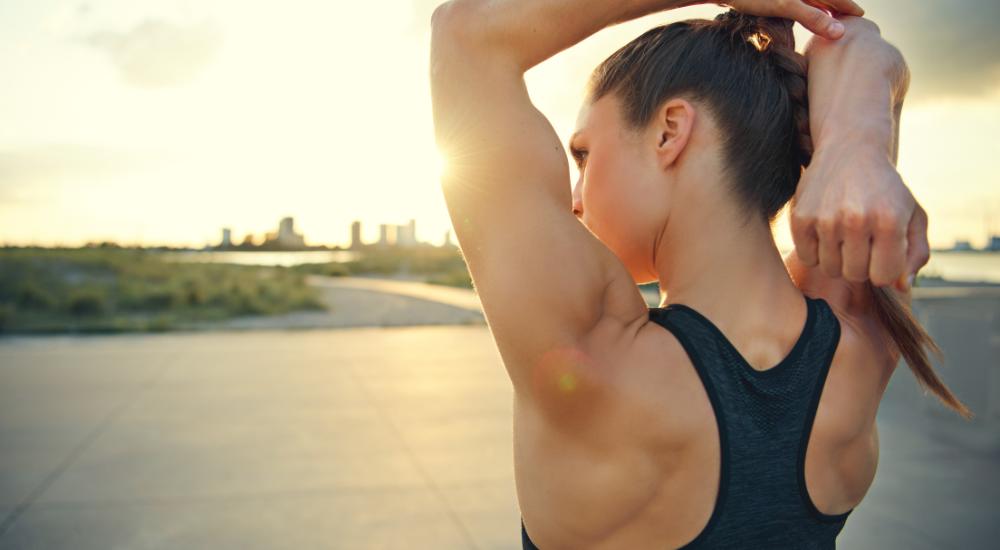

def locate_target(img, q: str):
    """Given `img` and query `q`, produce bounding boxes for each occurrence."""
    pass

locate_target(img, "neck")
[653,207,803,324]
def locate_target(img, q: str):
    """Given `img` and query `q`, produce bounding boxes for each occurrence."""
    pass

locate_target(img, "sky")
[0,0,998,250]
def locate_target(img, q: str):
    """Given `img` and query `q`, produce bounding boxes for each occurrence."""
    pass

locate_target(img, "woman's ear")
[654,98,695,169]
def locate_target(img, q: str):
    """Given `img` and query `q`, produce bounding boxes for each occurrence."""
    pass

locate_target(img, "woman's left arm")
[429,0,862,420]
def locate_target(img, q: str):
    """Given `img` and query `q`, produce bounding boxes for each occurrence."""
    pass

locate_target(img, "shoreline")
[1,275,998,337]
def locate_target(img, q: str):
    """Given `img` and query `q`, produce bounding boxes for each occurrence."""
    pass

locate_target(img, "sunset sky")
[1,0,998,250]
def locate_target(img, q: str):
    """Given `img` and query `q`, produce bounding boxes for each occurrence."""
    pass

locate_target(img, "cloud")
[858,0,1000,100]
[83,18,223,88]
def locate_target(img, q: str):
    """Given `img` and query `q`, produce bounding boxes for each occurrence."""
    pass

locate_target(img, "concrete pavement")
[0,279,997,549]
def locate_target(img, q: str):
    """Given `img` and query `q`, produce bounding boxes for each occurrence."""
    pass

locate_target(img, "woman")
[430,0,973,548]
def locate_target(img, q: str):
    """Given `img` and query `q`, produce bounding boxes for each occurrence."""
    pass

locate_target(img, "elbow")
[430,0,491,48]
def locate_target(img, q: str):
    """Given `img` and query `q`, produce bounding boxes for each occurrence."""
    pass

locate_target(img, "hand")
[790,145,930,293]
[717,0,865,40]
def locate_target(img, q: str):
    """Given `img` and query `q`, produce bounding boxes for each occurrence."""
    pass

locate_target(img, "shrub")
[0,303,12,332]
[15,282,57,310]
[66,288,108,316]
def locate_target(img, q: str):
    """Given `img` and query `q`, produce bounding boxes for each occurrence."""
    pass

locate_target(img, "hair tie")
[714,9,777,52]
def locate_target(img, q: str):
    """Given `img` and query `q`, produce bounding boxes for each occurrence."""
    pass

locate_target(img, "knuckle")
[816,217,838,238]
[839,209,868,233]
[873,205,902,226]
[789,209,815,228]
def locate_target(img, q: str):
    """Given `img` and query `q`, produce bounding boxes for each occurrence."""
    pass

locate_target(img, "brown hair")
[588,9,973,419]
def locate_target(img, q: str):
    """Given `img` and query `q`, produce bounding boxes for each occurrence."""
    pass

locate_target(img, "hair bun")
[714,8,811,166]
[714,8,794,53]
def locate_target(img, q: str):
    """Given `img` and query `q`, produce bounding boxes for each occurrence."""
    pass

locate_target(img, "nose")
[571,178,583,218]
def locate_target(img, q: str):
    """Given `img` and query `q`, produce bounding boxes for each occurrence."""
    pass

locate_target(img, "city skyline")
[208,216,454,251]
[0,1,998,251]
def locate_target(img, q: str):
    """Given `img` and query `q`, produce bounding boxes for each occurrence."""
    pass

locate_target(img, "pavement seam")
[0,352,177,540]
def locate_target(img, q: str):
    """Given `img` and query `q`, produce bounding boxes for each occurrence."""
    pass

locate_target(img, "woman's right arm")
[789,15,926,294]
[787,14,914,307]
[787,15,974,420]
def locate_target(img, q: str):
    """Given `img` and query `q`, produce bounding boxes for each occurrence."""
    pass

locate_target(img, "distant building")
[378,224,394,247]
[350,221,363,250]
[263,216,306,249]
[220,227,233,248]
[396,219,417,248]
[443,229,455,248]
[951,240,974,251]
[989,235,1000,252]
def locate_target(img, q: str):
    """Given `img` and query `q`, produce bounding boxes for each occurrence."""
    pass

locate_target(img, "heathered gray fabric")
[647,294,852,549]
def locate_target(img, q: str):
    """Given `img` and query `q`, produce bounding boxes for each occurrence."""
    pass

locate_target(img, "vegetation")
[294,246,474,289]
[0,247,325,334]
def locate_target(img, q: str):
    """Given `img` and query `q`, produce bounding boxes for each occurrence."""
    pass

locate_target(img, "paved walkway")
[0,280,996,549]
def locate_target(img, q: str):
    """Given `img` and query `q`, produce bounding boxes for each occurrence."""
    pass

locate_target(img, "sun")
[433,148,449,181]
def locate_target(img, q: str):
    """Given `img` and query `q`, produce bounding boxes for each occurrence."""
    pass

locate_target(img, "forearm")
[432,0,698,72]
[804,16,910,164]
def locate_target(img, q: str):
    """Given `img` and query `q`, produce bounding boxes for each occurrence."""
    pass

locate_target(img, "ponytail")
[867,285,974,419]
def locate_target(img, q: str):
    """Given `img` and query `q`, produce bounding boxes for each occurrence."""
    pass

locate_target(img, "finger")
[816,218,843,278]
[841,230,872,283]
[868,212,907,287]
[790,211,820,267]
[904,202,930,277]
[789,2,846,39]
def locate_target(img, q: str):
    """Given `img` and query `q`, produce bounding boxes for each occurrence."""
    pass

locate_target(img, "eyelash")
[571,148,588,167]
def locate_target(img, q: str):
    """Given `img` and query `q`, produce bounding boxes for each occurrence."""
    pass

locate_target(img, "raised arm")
[430,0,866,415]
[788,15,926,293]
[785,15,918,312]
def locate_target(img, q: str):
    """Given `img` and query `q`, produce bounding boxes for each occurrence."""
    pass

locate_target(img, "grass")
[0,247,325,334]
[293,246,474,289]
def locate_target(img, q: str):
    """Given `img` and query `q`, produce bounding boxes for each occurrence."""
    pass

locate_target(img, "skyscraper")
[351,221,363,249]
[396,219,417,247]
[264,216,306,249]
[378,224,394,247]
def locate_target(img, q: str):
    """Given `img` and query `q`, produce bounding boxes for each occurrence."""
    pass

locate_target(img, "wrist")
[813,111,895,158]
[809,134,895,172]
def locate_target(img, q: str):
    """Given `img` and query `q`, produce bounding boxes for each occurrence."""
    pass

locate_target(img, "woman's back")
[514,284,895,549]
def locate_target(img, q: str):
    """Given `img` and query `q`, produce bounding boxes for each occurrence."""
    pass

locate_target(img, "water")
[164,249,1000,283]
[923,251,1000,284]
[776,248,1000,284]
[163,250,362,267]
